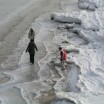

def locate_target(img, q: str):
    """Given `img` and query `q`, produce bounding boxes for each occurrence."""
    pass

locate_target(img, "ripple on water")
[0,74,11,84]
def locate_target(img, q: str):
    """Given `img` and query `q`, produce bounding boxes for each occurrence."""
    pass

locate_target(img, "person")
[59,47,67,70]
[26,39,38,64]
[28,28,35,40]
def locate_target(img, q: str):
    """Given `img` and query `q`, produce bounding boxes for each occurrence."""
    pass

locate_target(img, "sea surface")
[0,0,30,22]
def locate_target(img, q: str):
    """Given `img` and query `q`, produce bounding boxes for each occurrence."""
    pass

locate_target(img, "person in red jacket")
[59,47,67,70]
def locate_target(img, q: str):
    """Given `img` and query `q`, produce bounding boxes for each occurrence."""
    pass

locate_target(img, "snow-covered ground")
[54,0,104,104]
[0,0,104,104]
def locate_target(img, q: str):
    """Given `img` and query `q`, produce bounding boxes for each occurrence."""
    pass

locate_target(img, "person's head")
[59,47,62,51]
[30,28,34,33]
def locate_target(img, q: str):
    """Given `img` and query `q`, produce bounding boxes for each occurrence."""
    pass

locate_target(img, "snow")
[54,0,104,104]
[51,12,82,24]
[78,0,97,11]
[0,0,104,104]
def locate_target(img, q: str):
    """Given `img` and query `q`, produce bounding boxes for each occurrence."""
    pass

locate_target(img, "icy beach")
[0,0,104,104]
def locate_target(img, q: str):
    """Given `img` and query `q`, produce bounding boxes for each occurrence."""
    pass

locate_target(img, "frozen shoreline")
[51,0,104,104]
[0,0,104,104]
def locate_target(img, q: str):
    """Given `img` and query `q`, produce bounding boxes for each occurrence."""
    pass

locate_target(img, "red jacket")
[60,49,67,61]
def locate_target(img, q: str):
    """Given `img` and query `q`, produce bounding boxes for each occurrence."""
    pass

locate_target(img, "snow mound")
[51,13,82,24]
[78,0,97,11]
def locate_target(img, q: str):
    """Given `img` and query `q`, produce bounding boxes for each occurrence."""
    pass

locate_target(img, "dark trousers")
[29,54,35,63]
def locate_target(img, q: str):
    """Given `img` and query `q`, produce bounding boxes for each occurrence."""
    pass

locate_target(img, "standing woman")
[28,28,35,40]
[26,39,38,64]
[59,47,67,70]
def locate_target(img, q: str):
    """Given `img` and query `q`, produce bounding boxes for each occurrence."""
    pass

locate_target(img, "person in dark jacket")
[26,39,38,64]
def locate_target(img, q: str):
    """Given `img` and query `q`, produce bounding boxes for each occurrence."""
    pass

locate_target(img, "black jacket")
[26,42,38,54]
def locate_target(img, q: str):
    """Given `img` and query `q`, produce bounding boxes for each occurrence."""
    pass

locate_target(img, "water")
[0,0,30,22]
[0,0,104,104]
[51,99,76,104]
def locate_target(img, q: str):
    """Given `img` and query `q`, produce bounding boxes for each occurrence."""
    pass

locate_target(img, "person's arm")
[28,30,31,39]
[34,43,38,51]
[26,43,30,52]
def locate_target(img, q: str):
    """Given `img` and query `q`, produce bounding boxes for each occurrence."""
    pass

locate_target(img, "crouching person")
[59,47,67,70]
[26,39,38,64]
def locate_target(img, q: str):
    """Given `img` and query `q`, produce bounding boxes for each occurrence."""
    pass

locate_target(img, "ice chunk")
[78,0,97,11]
[51,13,82,24]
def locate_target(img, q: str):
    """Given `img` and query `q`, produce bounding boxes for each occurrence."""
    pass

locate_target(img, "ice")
[51,99,75,104]
[50,0,104,103]
[78,0,97,11]
[0,0,104,104]
[51,13,82,24]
